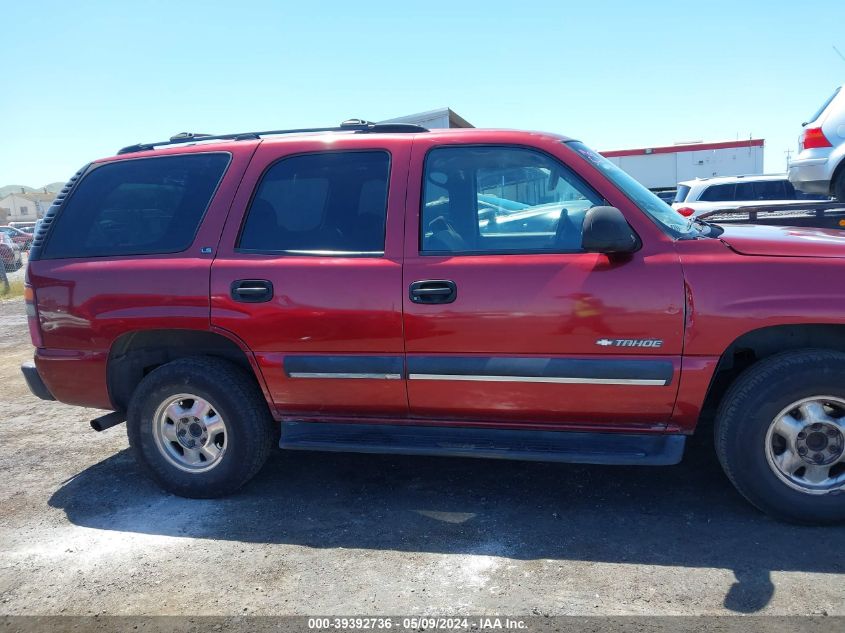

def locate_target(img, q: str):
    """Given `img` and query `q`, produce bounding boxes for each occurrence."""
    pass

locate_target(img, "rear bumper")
[788,157,830,194]
[32,349,111,409]
[21,361,55,401]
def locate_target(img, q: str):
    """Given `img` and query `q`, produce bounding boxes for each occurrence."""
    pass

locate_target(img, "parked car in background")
[672,173,829,217]
[0,233,22,271]
[8,221,38,232]
[655,190,676,205]
[789,85,845,201]
[0,225,33,251]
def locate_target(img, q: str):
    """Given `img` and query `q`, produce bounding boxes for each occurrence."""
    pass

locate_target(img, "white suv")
[671,173,827,217]
[788,85,845,201]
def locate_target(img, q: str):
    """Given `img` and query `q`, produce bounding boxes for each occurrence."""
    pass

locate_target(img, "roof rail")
[117,120,428,155]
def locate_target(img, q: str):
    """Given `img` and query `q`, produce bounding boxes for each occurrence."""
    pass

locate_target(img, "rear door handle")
[409,280,457,304]
[231,279,274,303]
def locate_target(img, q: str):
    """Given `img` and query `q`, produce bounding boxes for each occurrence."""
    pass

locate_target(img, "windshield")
[566,141,697,238]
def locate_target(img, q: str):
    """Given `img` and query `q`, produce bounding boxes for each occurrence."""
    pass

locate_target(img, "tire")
[834,168,845,203]
[127,356,275,498]
[715,349,845,524]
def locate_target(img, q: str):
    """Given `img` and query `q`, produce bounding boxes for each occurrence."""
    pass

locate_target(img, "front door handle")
[409,280,457,304]
[231,279,274,303]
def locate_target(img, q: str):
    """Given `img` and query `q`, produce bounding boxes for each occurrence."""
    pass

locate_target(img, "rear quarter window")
[42,153,230,259]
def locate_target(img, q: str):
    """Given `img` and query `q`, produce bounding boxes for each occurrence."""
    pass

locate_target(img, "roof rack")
[117,119,428,155]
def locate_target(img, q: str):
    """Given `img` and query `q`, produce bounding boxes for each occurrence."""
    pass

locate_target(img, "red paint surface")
[24,129,845,435]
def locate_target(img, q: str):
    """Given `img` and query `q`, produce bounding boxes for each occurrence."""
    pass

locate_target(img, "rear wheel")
[127,356,275,498]
[716,350,845,524]
[834,168,845,202]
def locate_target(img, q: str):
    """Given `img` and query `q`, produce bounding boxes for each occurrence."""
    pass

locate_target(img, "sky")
[2,0,844,186]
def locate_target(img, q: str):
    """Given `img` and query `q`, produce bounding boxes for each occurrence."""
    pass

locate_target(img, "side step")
[280,422,685,466]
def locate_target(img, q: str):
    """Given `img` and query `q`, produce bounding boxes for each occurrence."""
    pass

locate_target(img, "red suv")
[21,122,845,523]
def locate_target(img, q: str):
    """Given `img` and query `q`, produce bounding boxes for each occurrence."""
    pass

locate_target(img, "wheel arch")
[830,152,845,197]
[701,323,845,423]
[107,328,273,414]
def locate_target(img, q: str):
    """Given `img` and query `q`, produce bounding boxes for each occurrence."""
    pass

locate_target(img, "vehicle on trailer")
[672,173,829,218]
[788,85,845,201]
[20,121,845,524]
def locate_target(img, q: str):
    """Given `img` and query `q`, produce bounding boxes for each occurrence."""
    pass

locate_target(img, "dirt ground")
[0,294,844,617]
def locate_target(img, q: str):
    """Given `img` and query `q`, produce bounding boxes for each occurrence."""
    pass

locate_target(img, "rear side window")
[698,183,735,202]
[751,180,787,200]
[43,153,229,258]
[238,151,389,255]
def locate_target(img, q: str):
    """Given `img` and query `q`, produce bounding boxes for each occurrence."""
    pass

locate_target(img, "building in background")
[600,139,765,192]
[0,190,55,223]
[381,108,764,194]
[381,107,474,129]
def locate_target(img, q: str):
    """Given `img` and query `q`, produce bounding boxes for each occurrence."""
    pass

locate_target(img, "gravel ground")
[1,296,844,617]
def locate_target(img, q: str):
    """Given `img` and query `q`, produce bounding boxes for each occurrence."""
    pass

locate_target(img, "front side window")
[239,151,389,255]
[43,153,230,258]
[421,146,603,254]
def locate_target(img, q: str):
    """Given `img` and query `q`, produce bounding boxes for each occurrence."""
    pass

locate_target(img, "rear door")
[402,136,686,429]
[210,136,410,419]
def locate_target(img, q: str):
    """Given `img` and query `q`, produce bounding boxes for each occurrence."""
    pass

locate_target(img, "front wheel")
[716,350,845,524]
[127,356,275,498]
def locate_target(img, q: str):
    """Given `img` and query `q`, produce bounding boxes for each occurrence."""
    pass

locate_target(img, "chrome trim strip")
[289,372,402,380]
[408,373,667,386]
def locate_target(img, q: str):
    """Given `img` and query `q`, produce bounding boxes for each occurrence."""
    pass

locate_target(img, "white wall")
[606,145,764,189]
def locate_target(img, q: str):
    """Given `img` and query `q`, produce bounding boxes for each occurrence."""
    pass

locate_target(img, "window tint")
[421,146,603,254]
[43,153,229,258]
[734,181,754,201]
[239,151,389,255]
[698,183,735,202]
[752,180,787,200]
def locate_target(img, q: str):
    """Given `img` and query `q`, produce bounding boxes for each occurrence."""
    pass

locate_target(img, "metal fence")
[0,247,27,296]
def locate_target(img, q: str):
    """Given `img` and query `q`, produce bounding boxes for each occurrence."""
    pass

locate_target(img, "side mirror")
[581,206,639,255]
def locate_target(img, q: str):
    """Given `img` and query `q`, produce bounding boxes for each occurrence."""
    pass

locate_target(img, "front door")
[211,138,410,418]
[402,137,685,429]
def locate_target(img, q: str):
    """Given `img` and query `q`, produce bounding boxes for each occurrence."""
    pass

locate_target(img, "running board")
[280,422,685,466]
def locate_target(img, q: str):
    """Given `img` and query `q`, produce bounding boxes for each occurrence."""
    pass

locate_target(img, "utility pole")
[785,148,793,171]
